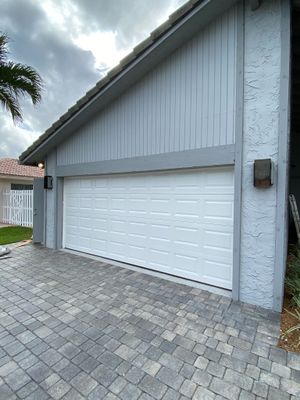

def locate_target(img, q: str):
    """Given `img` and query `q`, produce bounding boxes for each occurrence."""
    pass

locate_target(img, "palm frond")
[0,86,22,121]
[0,33,42,122]
[0,62,42,104]
[0,33,9,64]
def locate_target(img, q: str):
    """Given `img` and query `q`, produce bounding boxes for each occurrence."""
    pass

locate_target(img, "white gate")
[2,190,33,227]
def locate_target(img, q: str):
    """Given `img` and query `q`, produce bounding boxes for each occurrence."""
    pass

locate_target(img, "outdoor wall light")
[44,175,53,190]
[38,162,44,169]
[253,158,274,188]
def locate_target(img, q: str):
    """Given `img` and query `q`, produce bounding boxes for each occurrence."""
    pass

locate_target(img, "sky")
[0,0,186,159]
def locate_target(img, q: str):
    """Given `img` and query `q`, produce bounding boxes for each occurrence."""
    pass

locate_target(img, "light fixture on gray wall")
[253,158,274,188]
[44,176,53,190]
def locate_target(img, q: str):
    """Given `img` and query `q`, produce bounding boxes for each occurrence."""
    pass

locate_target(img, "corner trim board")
[56,177,64,249]
[56,145,235,177]
[53,149,58,250]
[232,1,244,302]
[273,0,291,312]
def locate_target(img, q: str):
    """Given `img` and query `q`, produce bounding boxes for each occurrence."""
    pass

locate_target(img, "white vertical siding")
[57,5,237,166]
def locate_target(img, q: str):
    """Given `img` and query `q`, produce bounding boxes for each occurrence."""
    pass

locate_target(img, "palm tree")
[0,33,42,122]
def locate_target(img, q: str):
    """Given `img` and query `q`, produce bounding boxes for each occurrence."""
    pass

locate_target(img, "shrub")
[285,245,300,307]
[281,308,300,347]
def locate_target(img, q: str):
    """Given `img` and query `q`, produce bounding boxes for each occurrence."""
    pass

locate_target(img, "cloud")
[66,0,186,49]
[0,0,100,158]
[1,119,38,158]
[0,0,185,159]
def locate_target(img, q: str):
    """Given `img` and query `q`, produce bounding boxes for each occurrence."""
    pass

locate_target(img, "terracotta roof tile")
[0,158,44,178]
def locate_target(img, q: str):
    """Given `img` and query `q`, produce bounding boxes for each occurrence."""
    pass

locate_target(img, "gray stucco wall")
[239,0,283,309]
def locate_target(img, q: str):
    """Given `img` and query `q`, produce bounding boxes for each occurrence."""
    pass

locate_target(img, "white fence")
[2,190,33,227]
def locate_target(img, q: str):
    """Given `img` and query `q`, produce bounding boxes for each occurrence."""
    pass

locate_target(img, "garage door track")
[0,245,300,399]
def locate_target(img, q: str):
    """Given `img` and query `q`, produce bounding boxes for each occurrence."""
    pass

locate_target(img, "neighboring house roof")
[20,0,239,165]
[0,158,44,178]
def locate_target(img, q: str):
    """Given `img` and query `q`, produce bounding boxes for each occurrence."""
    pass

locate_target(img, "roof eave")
[0,173,36,180]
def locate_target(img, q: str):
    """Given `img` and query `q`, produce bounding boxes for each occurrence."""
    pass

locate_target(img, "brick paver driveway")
[0,245,300,399]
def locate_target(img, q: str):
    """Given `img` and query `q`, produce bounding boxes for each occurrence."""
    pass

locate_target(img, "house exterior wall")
[43,0,290,312]
[239,0,288,309]
[56,5,238,167]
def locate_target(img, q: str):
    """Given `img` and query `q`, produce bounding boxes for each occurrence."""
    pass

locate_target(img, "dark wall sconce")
[253,159,274,188]
[44,176,53,190]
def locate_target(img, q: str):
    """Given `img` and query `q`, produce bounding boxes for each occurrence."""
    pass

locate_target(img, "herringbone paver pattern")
[0,245,299,399]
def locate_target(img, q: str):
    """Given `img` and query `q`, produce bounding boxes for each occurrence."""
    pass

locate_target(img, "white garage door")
[63,167,234,289]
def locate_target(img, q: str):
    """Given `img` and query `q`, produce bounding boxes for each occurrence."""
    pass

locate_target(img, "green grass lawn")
[0,226,32,245]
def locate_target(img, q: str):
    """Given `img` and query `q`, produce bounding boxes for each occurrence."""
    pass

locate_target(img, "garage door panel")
[110,182,127,193]
[91,238,106,252]
[128,234,147,245]
[204,248,232,265]
[111,219,127,233]
[94,179,107,188]
[204,202,233,225]
[80,196,93,207]
[93,210,110,219]
[149,224,171,241]
[174,253,199,276]
[78,226,92,236]
[149,250,171,271]
[79,178,93,188]
[63,167,234,289]
[109,233,127,248]
[149,239,172,258]
[203,260,232,289]
[173,226,199,242]
[79,217,92,229]
[129,199,148,215]
[93,216,108,227]
[174,199,201,219]
[76,235,90,250]
[108,241,127,258]
[111,197,126,211]
[128,244,146,263]
[94,197,109,209]
[128,220,146,231]
[204,168,234,185]
[94,228,109,240]
[150,198,172,215]
[204,230,232,250]
[65,227,77,239]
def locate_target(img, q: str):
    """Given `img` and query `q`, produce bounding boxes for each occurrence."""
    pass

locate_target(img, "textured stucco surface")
[45,151,56,249]
[239,0,282,308]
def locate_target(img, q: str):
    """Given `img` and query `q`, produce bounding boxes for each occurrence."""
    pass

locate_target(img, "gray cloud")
[0,0,184,158]
[69,0,185,49]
